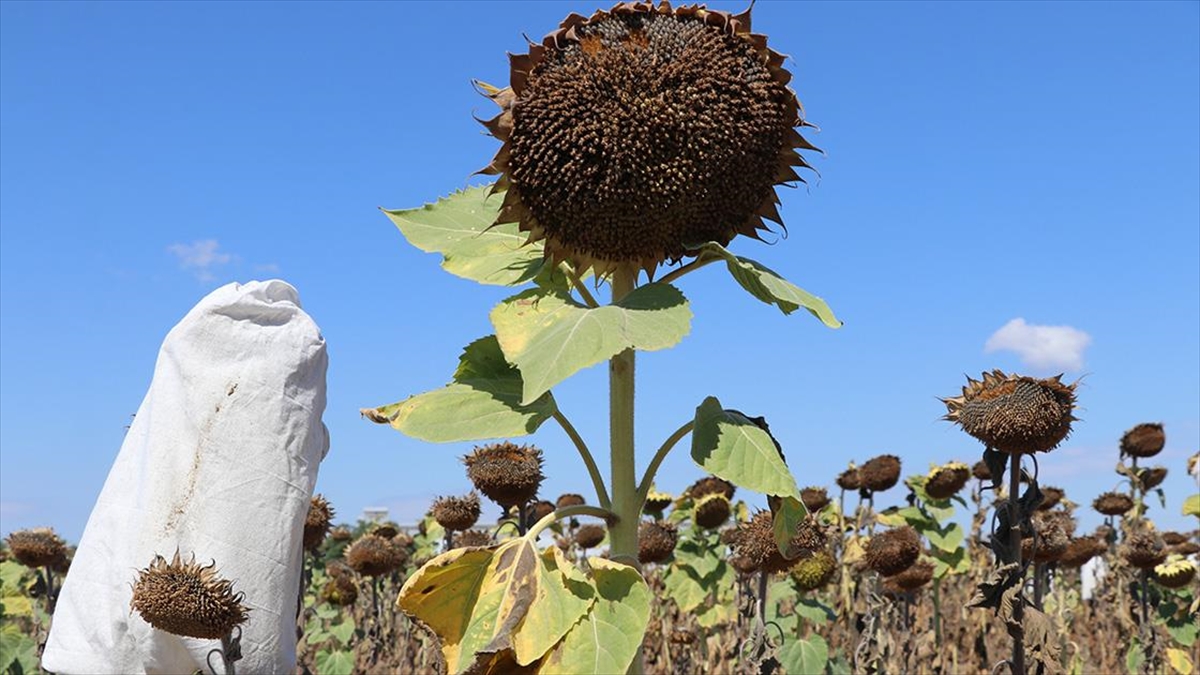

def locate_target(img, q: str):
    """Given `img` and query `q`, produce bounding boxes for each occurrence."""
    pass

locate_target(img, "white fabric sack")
[43,280,329,675]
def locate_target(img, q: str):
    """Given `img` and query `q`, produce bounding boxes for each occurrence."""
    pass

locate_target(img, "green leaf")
[691,242,841,327]
[696,600,737,628]
[1183,494,1200,518]
[673,538,721,580]
[876,506,931,529]
[922,522,965,554]
[315,649,356,675]
[364,335,556,443]
[0,624,38,675]
[538,559,650,675]
[794,597,836,625]
[778,634,830,675]
[383,185,546,286]
[662,565,707,613]
[315,604,339,620]
[1126,638,1144,675]
[1165,610,1199,647]
[329,618,355,645]
[0,562,29,594]
[491,284,693,404]
[773,496,810,559]
[691,397,801,500]
[931,547,970,578]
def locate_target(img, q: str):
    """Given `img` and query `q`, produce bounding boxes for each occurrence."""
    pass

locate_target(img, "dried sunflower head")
[637,521,678,565]
[130,552,249,639]
[800,486,831,513]
[865,527,921,577]
[1093,492,1134,517]
[330,526,353,543]
[345,534,406,577]
[694,493,732,529]
[524,499,556,525]
[942,370,1078,455]
[555,493,586,509]
[574,523,607,549]
[1138,466,1168,490]
[478,1,818,277]
[836,466,861,491]
[859,455,901,493]
[791,549,836,591]
[453,529,494,549]
[1059,536,1107,568]
[688,475,736,501]
[971,460,991,482]
[925,462,970,500]
[884,559,934,592]
[1036,486,1065,511]
[463,441,545,510]
[643,485,675,514]
[431,493,482,532]
[5,528,67,569]
[1153,557,1197,589]
[1122,532,1168,570]
[304,494,335,552]
[372,522,401,539]
[1021,510,1075,563]
[1120,423,1165,459]
[320,574,358,607]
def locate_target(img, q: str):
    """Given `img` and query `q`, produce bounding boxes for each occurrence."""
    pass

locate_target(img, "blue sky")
[2,1,1197,543]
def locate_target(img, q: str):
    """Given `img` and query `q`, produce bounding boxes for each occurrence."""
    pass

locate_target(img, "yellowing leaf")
[1168,648,1195,675]
[538,559,650,675]
[511,547,595,666]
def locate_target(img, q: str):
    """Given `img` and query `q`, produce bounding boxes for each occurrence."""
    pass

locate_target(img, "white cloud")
[985,318,1091,372]
[167,240,233,281]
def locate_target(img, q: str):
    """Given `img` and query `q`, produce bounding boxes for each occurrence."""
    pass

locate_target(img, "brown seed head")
[637,521,678,565]
[524,499,556,525]
[1036,486,1065,511]
[1162,531,1188,546]
[1022,510,1075,563]
[971,460,991,481]
[791,550,836,591]
[860,455,902,493]
[345,534,406,577]
[320,574,358,607]
[463,442,545,510]
[1122,532,1168,570]
[836,467,861,491]
[885,559,935,592]
[925,462,971,500]
[730,553,760,576]
[1093,492,1134,517]
[130,552,249,639]
[643,486,674,514]
[942,370,1078,455]
[330,526,352,542]
[1120,423,1166,459]
[800,487,831,513]
[555,493,586,509]
[693,493,732,529]
[1139,466,1168,490]
[865,527,921,577]
[1059,536,1108,568]
[303,494,336,552]
[372,522,401,539]
[479,1,817,277]
[574,523,607,549]
[5,528,66,570]
[1173,541,1200,557]
[688,476,736,501]
[453,529,494,548]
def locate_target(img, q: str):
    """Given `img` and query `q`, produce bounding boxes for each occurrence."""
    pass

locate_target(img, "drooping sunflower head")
[1122,532,1167,570]
[882,559,935,594]
[431,492,483,532]
[1153,556,1197,589]
[5,528,67,570]
[791,549,837,591]
[574,523,607,549]
[478,1,818,277]
[1120,422,1165,459]
[1093,491,1134,517]
[836,466,861,491]
[462,441,545,510]
[694,493,732,529]
[859,454,902,493]
[555,493,587,509]
[130,552,249,640]
[637,520,678,564]
[1036,486,1065,511]
[800,486,830,513]
[865,526,921,577]
[304,494,336,552]
[924,462,971,500]
[643,485,675,514]
[1059,536,1107,568]
[345,534,407,577]
[942,370,1079,455]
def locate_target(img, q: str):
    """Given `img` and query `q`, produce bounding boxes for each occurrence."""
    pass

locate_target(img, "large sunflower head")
[478,1,818,277]
[942,370,1078,455]
[130,552,249,640]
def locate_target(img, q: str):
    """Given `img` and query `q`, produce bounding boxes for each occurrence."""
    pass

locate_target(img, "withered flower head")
[431,493,482,532]
[373,522,401,539]
[345,534,406,577]
[330,526,353,542]
[694,493,732,529]
[574,523,607,549]
[130,552,249,639]
[688,475,736,501]
[463,441,545,510]
[1093,492,1134,517]
[637,521,678,564]
[524,499,556,524]
[1021,510,1075,563]
[1036,486,1065,511]
[1120,423,1165,459]
[304,494,336,552]
[859,455,902,493]
[971,460,991,481]
[942,370,1078,455]
[1059,536,1107,568]
[1138,466,1168,490]
[729,510,818,575]
[1153,557,1197,589]
[1161,531,1188,546]
[555,493,586,509]
[478,1,818,277]
[800,487,830,513]
[730,553,760,576]
[865,527,921,577]
[320,575,358,607]
[5,528,66,569]
[791,550,836,591]
[643,485,675,514]
[453,529,494,549]
[1122,532,1167,570]
[836,467,861,491]
[925,462,970,500]
[884,559,934,592]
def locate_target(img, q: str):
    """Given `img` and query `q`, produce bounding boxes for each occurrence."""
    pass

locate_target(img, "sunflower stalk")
[1008,451,1027,675]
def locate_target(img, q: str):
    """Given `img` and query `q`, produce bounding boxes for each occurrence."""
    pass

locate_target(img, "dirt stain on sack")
[163,380,237,535]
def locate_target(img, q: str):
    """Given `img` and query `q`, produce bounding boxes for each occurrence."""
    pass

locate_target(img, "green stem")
[608,264,642,675]
[565,264,600,308]
[658,253,719,286]
[552,409,611,509]
[635,420,694,506]
[526,505,615,541]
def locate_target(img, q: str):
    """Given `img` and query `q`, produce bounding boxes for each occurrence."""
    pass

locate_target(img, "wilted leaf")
[383,185,546,286]
[1024,606,1063,675]
[363,335,556,443]
[491,284,692,404]
[982,448,1008,491]
[1167,648,1195,675]
[538,559,649,675]
[968,563,1023,630]
[511,547,595,665]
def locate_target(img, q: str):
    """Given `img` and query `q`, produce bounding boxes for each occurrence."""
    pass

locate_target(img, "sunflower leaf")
[691,397,802,501]
[383,185,546,286]
[690,242,841,327]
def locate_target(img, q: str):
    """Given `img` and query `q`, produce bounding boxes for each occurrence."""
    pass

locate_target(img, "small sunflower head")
[320,574,358,607]
[555,493,586,509]
[865,527,921,577]
[694,493,732,529]
[5,528,67,570]
[925,462,971,500]
[836,466,861,492]
[345,534,406,577]
[1138,466,1168,490]
[1022,510,1075,563]
[1036,486,1065,511]
[971,460,991,482]
[883,559,935,593]
[330,526,353,543]
[1122,532,1168,570]
[643,485,675,514]
[688,476,736,501]
[790,550,837,591]
[1172,540,1200,557]
[1059,536,1107,568]
[942,370,1078,455]
[372,522,401,539]
[463,441,545,510]
[130,552,249,639]
[304,494,336,552]
[453,530,494,549]
[1093,492,1134,517]
[524,499,556,525]
[730,553,761,576]
[1120,423,1166,459]
[1162,531,1188,546]
[479,1,818,277]
[800,487,831,513]
[730,511,791,574]
[637,521,678,565]
[431,493,483,532]
[1153,557,1197,589]
[574,523,607,549]
[859,455,902,493]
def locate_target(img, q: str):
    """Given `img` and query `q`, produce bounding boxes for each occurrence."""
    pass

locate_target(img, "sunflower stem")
[1008,451,1026,675]
[552,409,611,509]
[608,264,643,675]
[526,505,614,541]
[635,420,694,506]
[658,252,720,286]
[565,264,600,308]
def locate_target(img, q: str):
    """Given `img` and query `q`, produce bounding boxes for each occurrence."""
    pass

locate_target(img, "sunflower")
[943,370,1078,455]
